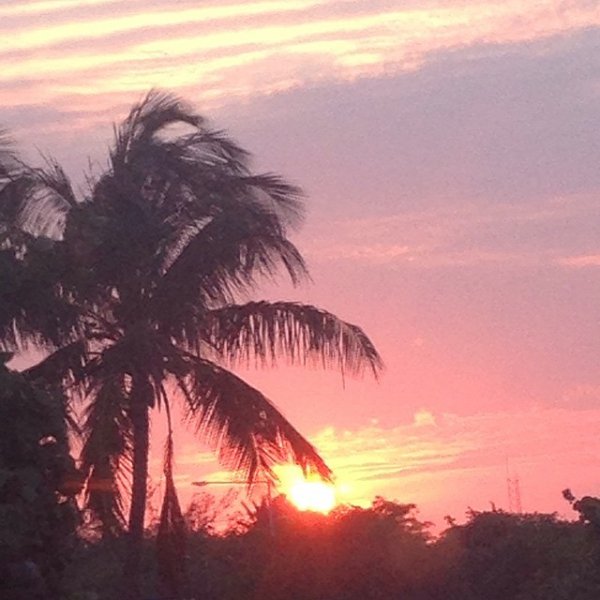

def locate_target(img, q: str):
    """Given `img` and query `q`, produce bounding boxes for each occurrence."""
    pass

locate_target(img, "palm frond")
[156,390,187,595]
[151,158,305,276]
[80,373,133,536]
[237,173,305,230]
[23,340,87,435]
[22,339,87,388]
[0,130,17,181]
[0,159,75,239]
[175,355,331,483]
[151,209,308,343]
[0,239,81,352]
[140,144,304,261]
[103,90,304,279]
[111,89,204,170]
[201,301,383,378]
[143,128,250,183]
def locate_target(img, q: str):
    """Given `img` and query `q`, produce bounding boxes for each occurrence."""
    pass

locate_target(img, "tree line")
[65,490,600,600]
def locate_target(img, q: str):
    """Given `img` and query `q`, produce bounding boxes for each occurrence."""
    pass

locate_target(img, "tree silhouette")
[0,91,382,598]
[0,357,81,599]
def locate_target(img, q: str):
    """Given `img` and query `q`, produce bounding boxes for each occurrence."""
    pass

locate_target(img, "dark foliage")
[0,360,81,600]
[435,508,600,600]
[61,495,600,600]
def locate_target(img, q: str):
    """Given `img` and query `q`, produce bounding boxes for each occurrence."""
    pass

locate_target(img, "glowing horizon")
[5,0,600,529]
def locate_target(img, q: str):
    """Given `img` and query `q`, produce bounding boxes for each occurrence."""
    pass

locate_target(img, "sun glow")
[275,465,337,513]
[289,479,337,513]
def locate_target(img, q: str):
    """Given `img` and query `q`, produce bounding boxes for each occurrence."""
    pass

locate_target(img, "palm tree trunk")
[123,375,151,600]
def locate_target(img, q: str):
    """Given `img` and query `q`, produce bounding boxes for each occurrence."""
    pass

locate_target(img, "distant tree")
[0,357,81,600]
[436,509,600,600]
[0,91,382,598]
[184,489,243,536]
[563,488,600,531]
[61,497,600,600]
[243,496,433,600]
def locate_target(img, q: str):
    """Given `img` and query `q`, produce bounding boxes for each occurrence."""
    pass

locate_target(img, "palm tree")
[0,91,382,598]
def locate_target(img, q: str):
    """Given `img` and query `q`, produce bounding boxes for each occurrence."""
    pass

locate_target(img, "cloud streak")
[3,0,599,124]
[302,193,600,268]
[311,406,600,523]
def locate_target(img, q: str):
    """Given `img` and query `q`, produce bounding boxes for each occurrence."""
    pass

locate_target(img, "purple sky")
[3,0,600,525]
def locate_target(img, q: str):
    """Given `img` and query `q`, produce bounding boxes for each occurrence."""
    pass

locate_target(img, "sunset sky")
[3,0,600,527]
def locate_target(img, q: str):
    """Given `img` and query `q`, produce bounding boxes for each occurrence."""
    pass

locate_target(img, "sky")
[3,0,600,527]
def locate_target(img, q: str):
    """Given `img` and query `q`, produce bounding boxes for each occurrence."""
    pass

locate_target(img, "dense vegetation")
[0,360,81,599]
[59,493,600,600]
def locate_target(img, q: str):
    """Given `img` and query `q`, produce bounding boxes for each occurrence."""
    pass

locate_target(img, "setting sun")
[274,465,338,513]
[289,480,337,513]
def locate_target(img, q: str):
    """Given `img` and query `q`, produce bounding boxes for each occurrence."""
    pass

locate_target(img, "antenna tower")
[506,460,522,513]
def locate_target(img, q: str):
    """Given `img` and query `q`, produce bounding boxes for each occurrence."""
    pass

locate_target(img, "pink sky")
[4,0,600,527]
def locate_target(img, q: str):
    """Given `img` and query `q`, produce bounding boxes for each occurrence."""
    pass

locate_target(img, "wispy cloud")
[301,193,600,268]
[558,384,600,410]
[555,255,600,268]
[2,0,599,122]
[0,0,120,18]
[311,406,600,522]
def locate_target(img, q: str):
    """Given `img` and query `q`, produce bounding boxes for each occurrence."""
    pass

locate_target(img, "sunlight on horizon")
[275,464,338,513]
[289,480,337,513]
